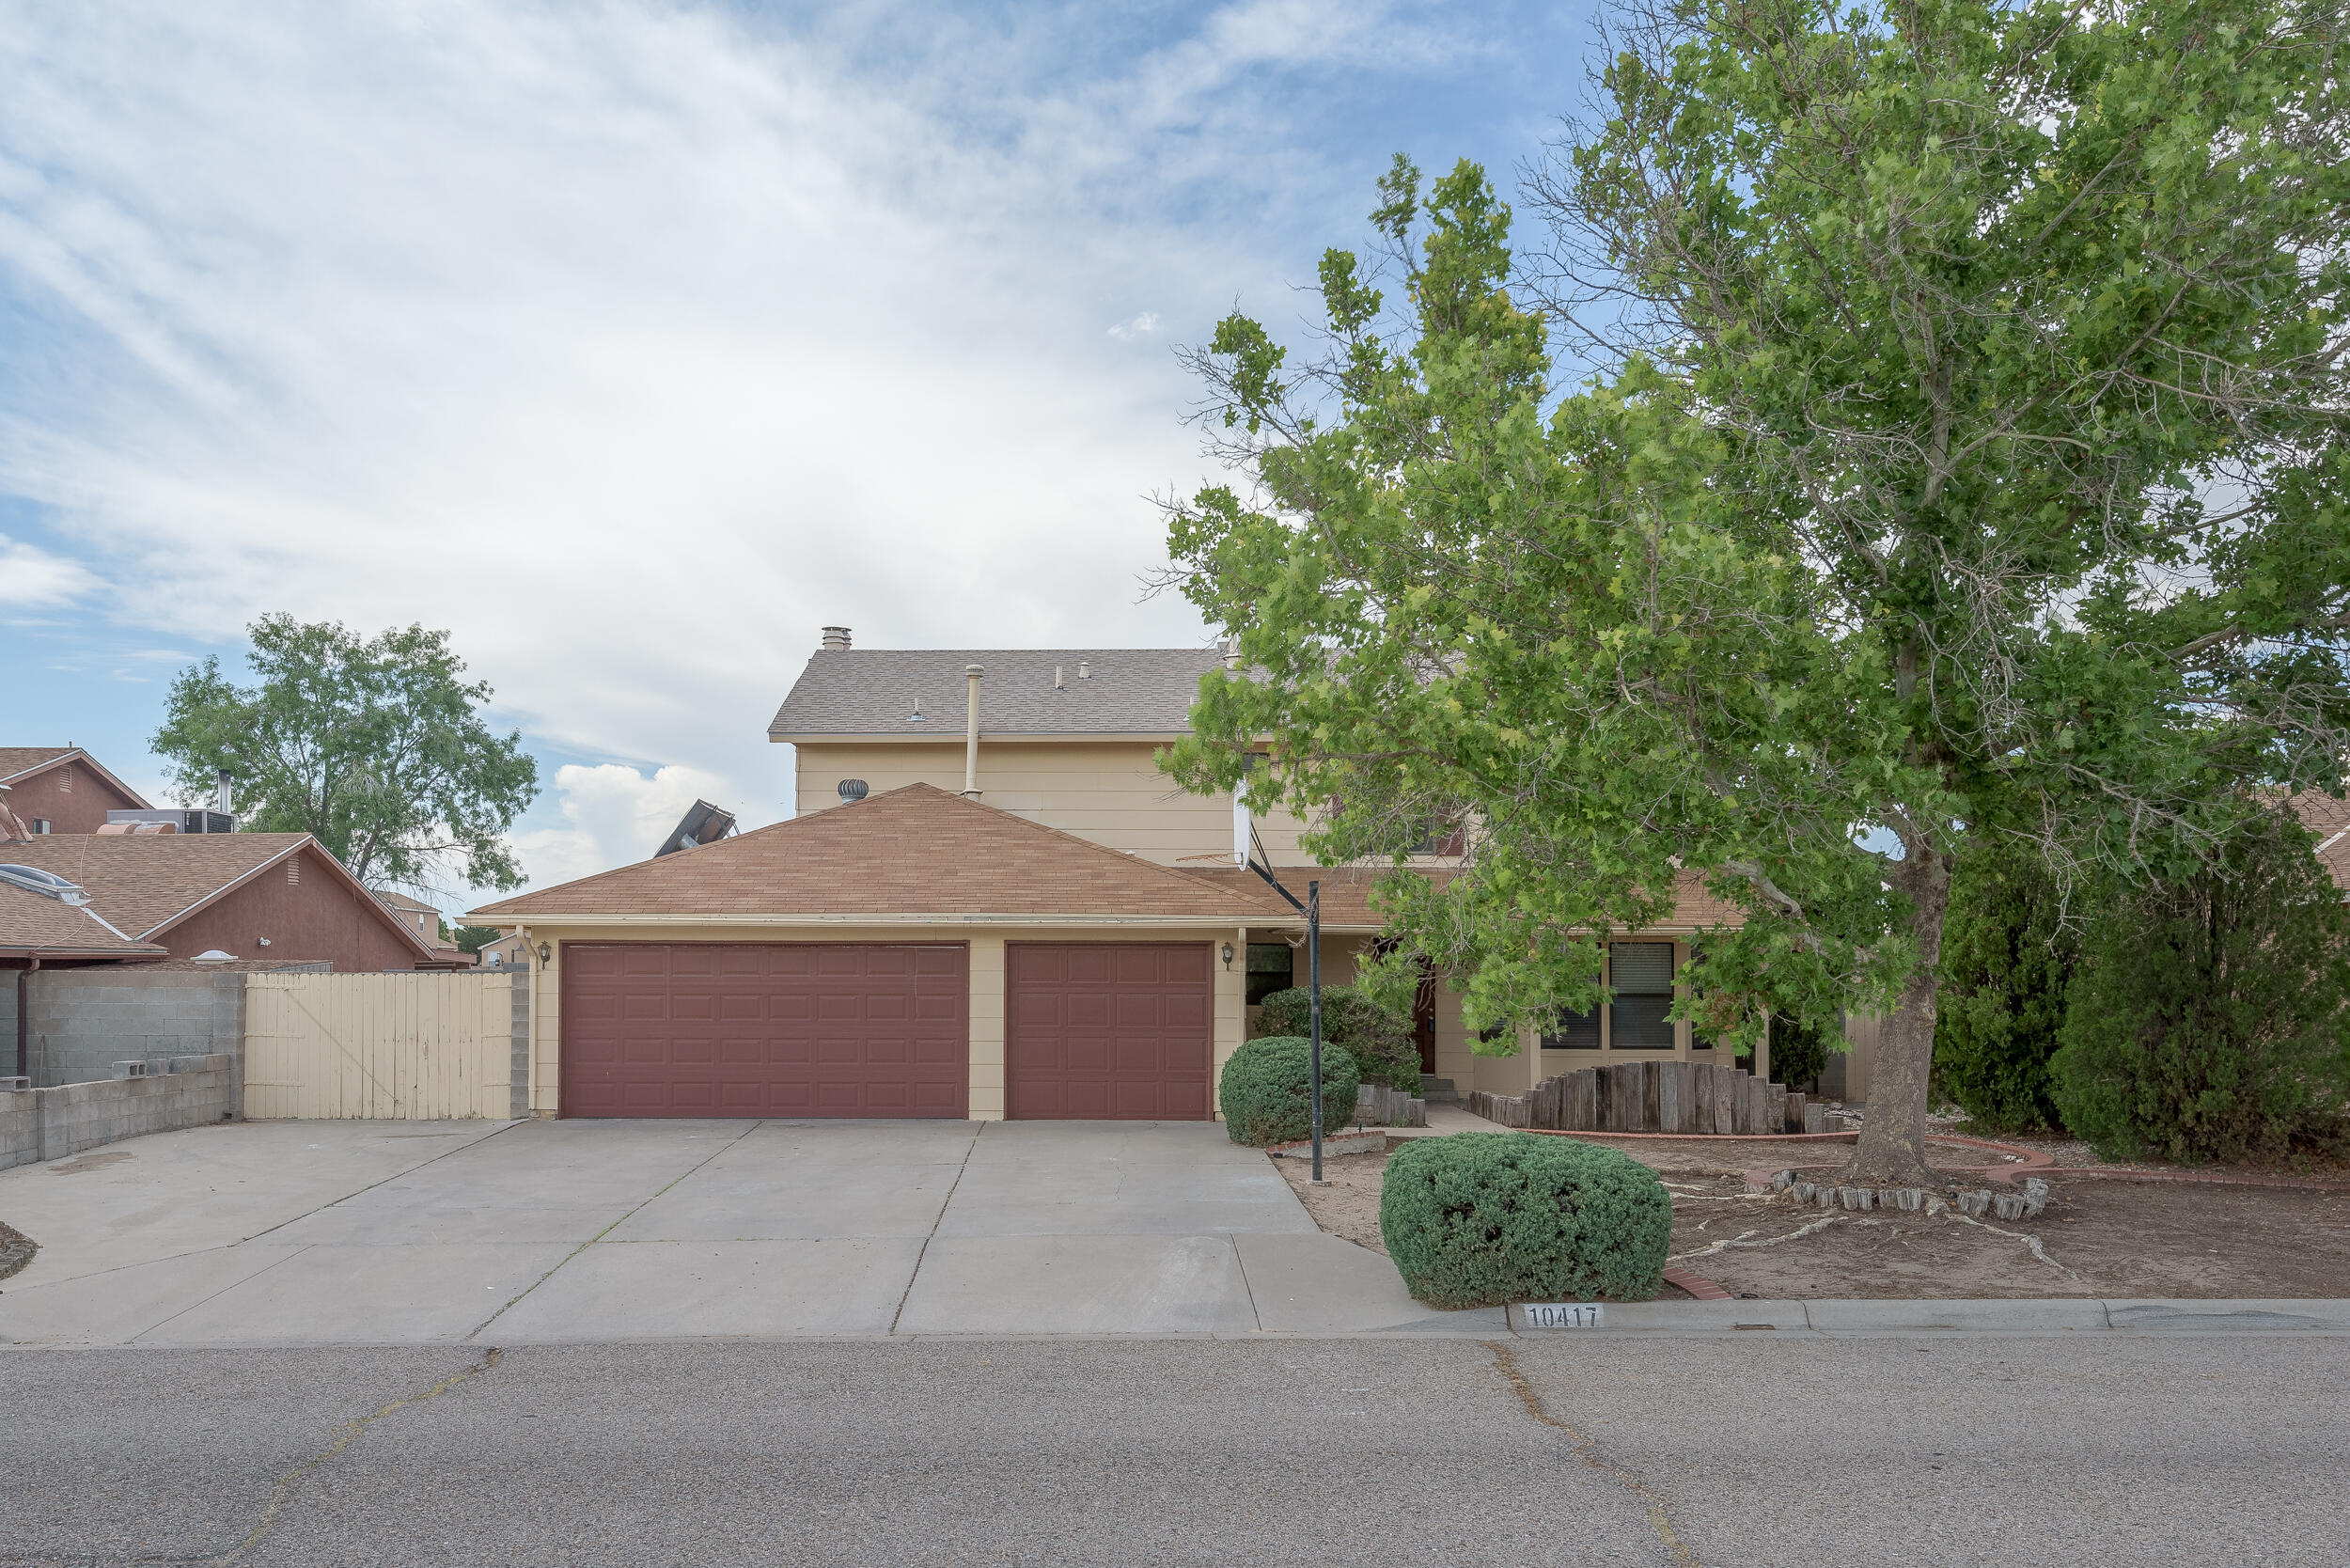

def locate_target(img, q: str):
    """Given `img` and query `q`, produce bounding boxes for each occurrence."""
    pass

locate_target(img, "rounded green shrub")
[1256,986,1423,1093]
[1218,1035,1361,1146]
[1379,1133,1672,1308]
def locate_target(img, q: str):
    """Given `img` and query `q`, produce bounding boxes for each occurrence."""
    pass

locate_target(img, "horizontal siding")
[793,741,1311,865]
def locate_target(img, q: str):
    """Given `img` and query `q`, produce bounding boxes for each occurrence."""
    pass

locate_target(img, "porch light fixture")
[536,942,552,964]
[1220,942,1234,969]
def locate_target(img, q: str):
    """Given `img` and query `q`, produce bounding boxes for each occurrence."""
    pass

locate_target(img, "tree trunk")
[1841,844,1951,1187]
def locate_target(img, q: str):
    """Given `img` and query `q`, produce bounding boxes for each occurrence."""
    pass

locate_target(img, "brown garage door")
[560,943,968,1118]
[1006,943,1213,1120]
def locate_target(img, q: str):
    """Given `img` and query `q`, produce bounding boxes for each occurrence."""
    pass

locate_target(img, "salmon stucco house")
[470,628,1744,1121]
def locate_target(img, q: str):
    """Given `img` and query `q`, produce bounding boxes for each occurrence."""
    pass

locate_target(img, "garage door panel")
[1006,943,1213,1121]
[562,944,969,1118]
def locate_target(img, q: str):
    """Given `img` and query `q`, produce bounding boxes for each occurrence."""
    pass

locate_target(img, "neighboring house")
[1,834,446,971]
[2288,791,2350,894]
[472,626,1743,1122]
[0,747,150,836]
[654,800,736,858]
[475,931,529,969]
[374,890,478,967]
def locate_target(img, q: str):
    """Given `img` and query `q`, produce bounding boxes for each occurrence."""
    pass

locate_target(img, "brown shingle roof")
[0,833,435,958]
[0,746,151,807]
[0,881,167,958]
[769,648,1229,740]
[1177,865,1748,932]
[0,747,74,782]
[470,783,1277,921]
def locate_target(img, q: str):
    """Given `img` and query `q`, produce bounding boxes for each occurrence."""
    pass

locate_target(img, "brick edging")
[1660,1265,1733,1302]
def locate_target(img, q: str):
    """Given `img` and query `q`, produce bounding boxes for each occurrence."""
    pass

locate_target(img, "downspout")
[963,665,983,798]
[16,957,38,1080]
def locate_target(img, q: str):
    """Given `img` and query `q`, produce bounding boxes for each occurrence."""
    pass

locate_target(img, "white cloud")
[507,761,751,897]
[0,533,98,605]
[0,0,1528,896]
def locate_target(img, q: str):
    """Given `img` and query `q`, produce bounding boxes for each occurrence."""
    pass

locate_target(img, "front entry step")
[1418,1076,1459,1104]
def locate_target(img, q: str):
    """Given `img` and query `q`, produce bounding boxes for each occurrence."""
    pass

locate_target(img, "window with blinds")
[1608,941,1677,1049]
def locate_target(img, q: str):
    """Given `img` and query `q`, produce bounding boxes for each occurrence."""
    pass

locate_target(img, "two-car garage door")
[560,940,1213,1120]
[561,943,970,1118]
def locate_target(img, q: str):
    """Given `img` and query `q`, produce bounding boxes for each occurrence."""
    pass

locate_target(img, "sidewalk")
[1512,1296,2350,1335]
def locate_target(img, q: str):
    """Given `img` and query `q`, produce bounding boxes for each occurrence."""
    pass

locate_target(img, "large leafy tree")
[152,616,540,892]
[1164,0,2350,1184]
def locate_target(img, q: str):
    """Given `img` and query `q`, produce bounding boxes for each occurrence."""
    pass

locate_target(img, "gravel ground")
[1275,1137,2350,1299]
[5,1336,2348,1566]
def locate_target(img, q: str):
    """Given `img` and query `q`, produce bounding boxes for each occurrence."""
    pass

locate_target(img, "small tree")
[153,616,539,891]
[2052,811,2350,1163]
[1933,843,2078,1131]
[1165,0,2350,1186]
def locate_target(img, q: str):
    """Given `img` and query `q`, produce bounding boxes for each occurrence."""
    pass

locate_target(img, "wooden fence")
[1468,1059,1822,1136]
[243,971,525,1121]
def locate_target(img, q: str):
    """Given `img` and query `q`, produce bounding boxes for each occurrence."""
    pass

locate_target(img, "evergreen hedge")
[2051,812,2350,1164]
[1217,1035,1361,1147]
[1255,986,1424,1093]
[1933,842,2078,1131]
[1379,1133,1672,1308]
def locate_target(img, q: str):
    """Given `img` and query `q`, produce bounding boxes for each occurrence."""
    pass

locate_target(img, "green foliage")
[1166,0,2350,1173]
[452,924,502,956]
[1254,986,1422,1092]
[152,616,540,890]
[1766,1014,1829,1090]
[1217,1036,1360,1147]
[1379,1134,1672,1308]
[2051,813,2350,1164]
[1933,844,2079,1131]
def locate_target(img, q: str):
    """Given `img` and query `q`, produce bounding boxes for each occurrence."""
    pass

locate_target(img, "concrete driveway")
[0,1119,1496,1345]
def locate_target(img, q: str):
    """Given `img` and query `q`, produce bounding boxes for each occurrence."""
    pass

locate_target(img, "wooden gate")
[244,971,525,1120]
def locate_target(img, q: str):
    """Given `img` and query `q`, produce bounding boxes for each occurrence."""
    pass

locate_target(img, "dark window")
[1543,1006,1601,1051]
[1608,942,1677,1049]
[1245,942,1294,1006]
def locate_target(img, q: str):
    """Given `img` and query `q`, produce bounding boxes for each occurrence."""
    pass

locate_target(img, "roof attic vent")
[907,698,924,722]
[821,626,852,651]
[838,778,870,802]
[1077,660,1090,681]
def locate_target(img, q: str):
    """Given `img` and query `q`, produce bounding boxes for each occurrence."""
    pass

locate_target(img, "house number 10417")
[1520,1303,1604,1329]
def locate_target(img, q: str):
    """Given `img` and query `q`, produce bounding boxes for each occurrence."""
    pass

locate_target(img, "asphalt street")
[4,1333,2343,1567]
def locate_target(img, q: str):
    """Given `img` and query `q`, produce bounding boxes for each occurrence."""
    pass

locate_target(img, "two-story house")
[471,628,1742,1121]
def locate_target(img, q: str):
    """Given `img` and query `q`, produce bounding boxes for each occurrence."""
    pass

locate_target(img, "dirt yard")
[1273,1135,2350,1299]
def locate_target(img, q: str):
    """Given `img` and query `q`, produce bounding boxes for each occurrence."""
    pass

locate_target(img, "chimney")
[214,769,234,823]
[821,626,852,651]
[963,665,983,798]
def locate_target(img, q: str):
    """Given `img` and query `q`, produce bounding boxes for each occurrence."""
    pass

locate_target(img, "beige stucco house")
[471,628,1743,1121]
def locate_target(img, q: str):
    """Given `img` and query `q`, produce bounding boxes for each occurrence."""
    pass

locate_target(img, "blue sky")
[0,0,1599,912]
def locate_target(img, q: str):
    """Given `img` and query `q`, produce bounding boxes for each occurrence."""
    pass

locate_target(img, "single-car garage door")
[561,943,968,1118]
[1006,943,1213,1120]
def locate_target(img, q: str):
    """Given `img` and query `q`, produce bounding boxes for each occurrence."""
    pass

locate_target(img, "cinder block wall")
[1,1054,235,1172]
[25,971,246,1110]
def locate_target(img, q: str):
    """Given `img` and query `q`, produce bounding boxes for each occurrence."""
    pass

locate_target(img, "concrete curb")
[1506,1296,2350,1335]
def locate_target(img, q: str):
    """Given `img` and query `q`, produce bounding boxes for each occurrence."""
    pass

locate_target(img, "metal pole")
[1308,880,1323,1183]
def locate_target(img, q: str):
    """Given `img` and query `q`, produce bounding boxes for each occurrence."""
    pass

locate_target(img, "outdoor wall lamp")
[1220,942,1235,970]
[536,942,552,964]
